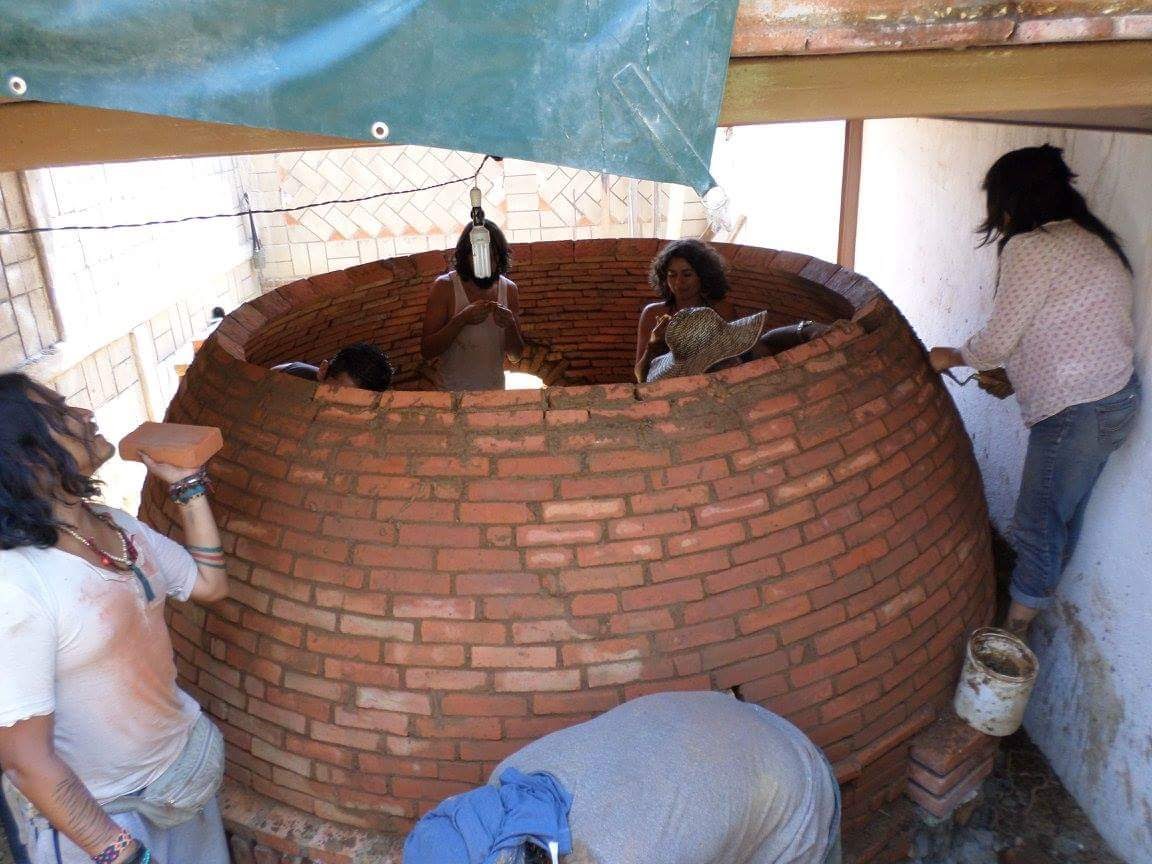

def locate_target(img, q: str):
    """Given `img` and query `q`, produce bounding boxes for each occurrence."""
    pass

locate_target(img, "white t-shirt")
[0,506,201,802]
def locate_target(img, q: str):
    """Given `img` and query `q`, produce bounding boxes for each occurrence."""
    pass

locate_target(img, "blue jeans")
[1010,374,1141,609]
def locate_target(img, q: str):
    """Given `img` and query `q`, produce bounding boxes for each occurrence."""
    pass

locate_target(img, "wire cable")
[0,155,491,237]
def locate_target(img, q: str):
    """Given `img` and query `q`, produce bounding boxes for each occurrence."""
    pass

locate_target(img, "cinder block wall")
[142,240,994,861]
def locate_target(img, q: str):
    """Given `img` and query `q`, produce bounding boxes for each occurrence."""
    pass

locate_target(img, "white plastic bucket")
[953,627,1038,737]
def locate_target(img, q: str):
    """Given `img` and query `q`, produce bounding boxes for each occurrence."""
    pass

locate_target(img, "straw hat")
[646,306,767,382]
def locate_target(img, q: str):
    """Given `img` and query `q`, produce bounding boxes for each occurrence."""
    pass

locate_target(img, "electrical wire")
[0,155,491,237]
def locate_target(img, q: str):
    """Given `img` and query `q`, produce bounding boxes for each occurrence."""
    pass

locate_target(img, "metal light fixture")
[468,185,492,280]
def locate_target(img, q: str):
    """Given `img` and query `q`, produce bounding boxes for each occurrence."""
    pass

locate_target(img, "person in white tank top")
[421,220,524,391]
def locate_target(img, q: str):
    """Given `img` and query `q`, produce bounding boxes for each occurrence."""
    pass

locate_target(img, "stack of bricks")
[908,711,999,820]
[141,240,996,862]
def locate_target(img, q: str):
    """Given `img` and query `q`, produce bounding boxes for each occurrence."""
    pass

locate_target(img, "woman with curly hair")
[634,239,737,383]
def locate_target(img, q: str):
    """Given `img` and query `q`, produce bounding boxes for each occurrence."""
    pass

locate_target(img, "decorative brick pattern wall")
[141,240,994,862]
[0,172,57,367]
[243,148,708,286]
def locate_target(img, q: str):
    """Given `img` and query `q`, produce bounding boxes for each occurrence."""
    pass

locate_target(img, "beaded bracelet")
[169,469,213,505]
[92,830,134,864]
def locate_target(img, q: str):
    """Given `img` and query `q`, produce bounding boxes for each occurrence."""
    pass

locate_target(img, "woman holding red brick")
[0,373,231,864]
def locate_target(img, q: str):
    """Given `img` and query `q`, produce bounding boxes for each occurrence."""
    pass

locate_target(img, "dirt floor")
[908,729,1125,863]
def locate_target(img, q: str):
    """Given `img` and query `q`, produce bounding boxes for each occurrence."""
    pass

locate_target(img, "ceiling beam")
[1,41,1150,171]
[719,41,1152,126]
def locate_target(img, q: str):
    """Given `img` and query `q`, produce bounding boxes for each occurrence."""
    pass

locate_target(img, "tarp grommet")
[7,76,27,96]
[370,121,389,140]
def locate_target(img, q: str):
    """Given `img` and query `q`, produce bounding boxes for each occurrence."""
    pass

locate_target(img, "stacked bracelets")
[92,831,148,864]
[169,468,213,505]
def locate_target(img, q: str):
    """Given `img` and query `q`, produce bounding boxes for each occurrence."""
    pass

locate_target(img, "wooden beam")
[0,100,374,171]
[836,119,864,270]
[1,41,1150,170]
[719,41,1152,126]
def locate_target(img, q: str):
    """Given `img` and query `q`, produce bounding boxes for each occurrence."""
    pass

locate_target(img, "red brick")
[667,522,746,556]
[651,458,729,489]
[788,647,858,688]
[436,548,521,571]
[608,511,692,540]
[649,549,730,583]
[541,499,626,521]
[467,479,554,501]
[355,688,433,715]
[781,534,847,571]
[608,608,676,635]
[588,448,670,472]
[494,670,581,692]
[814,612,879,655]
[398,523,481,548]
[629,484,711,514]
[622,578,704,611]
[455,572,541,595]
[517,522,602,546]
[570,593,619,616]
[472,646,558,668]
[682,587,760,624]
[384,643,465,667]
[441,694,527,717]
[404,668,488,690]
[392,596,476,619]
[422,620,507,644]
[561,636,649,666]
[458,502,534,523]
[558,564,645,591]
[497,455,582,476]
[655,618,735,652]
[576,538,662,567]
[512,618,600,643]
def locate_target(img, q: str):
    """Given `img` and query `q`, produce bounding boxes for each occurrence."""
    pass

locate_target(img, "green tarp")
[2,1,739,193]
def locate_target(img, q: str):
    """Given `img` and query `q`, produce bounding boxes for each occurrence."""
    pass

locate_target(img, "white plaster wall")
[709,122,845,261]
[855,118,1152,862]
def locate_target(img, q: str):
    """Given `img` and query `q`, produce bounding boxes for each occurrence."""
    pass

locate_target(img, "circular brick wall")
[143,240,994,862]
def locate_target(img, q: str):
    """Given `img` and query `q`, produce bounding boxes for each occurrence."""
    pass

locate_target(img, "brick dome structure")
[143,239,994,863]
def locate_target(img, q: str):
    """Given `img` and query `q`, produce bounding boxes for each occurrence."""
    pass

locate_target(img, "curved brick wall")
[143,240,994,862]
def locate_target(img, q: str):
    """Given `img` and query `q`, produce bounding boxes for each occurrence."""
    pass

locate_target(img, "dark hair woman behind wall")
[930,145,1140,636]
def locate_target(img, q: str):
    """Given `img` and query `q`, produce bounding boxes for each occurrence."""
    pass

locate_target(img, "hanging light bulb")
[468,185,493,280]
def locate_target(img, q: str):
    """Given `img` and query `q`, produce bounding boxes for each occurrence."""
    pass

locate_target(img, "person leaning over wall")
[272,341,395,391]
[421,220,525,391]
[404,691,841,864]
[0,373,231,864]
[928,144,1141,637]
[640,305,831,383]
[635,239,738,382]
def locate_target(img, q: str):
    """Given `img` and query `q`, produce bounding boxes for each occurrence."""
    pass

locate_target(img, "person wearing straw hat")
[640,306,828,383]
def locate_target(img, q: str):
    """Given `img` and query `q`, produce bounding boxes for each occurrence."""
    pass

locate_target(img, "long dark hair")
[453,219,511,286]
[649,238,730,309]
[0,373,101,549]
[979,144,1131,272]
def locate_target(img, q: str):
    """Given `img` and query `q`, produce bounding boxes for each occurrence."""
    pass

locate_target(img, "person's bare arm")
[752,320,832,358]
[493,280,525,362]
[928,346,966,371]
[635,303,663,365]
[421,277,493,360]
[0,715,140,862]
[635,313,671,383]
[141,454,227,604]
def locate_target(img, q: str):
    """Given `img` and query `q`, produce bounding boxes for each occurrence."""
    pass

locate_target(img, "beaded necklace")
[58,503,156,601]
